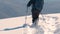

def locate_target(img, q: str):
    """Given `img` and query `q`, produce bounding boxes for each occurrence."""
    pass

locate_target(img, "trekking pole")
[23,7,28,27]
[25,7,28,24]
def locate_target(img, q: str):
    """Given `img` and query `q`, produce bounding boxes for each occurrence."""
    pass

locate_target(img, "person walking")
[27,0,44,26]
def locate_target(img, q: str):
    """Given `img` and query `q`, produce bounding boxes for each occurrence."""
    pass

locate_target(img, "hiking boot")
[31,19,39,27]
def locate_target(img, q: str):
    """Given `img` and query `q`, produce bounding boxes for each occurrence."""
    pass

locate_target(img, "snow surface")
[0,14,60,34]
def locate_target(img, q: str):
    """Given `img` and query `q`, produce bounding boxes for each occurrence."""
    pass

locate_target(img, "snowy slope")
[0,14,60,34]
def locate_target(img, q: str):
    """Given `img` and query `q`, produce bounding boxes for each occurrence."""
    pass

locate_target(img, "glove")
[27,3,30,7]
[27,1,32,7]
[27,2,31,7]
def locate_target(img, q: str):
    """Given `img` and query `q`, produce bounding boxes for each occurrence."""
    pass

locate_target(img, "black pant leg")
[31,8,40,23]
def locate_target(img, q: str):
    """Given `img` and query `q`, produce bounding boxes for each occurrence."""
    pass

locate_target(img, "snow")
[0,14,60,34]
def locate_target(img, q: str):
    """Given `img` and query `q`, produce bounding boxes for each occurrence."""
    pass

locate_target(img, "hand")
[27,3,30,7]
[27,1,32,7]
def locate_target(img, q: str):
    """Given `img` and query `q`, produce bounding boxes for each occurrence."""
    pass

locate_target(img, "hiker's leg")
[31,8,40,23]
